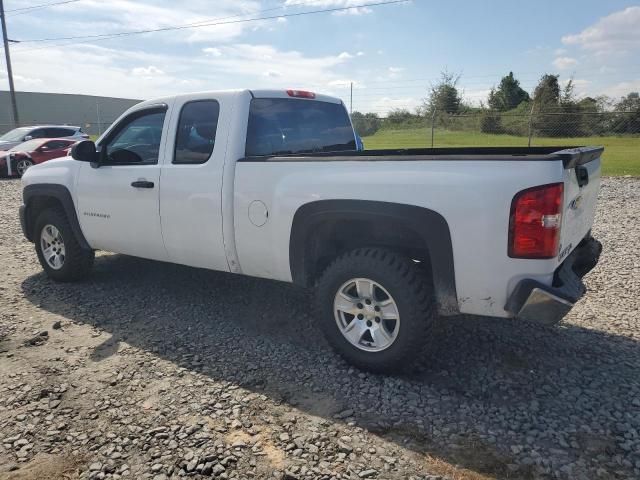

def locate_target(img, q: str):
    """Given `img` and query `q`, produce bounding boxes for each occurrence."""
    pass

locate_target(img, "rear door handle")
[131,180,154,189]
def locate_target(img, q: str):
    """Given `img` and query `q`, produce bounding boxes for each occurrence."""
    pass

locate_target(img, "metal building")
[0,90,141,136]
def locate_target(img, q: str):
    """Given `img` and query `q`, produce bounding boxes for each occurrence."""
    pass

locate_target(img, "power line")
[9,0,324,53]
[15,0,407,44]
[6,0,81,15]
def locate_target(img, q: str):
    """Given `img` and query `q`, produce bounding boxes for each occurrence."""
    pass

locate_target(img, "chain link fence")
[352,110,640,149]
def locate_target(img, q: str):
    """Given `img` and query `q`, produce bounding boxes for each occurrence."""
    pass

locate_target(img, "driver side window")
[103,108,166,165]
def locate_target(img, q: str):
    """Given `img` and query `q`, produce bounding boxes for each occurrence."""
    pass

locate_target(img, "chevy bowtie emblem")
[569,194,583,210]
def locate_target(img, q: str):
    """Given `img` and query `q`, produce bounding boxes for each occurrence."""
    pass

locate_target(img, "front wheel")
[316,248,436,373]
[34,208,95,282]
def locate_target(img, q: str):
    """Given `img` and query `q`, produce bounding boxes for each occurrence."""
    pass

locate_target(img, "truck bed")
[240,146,603,168]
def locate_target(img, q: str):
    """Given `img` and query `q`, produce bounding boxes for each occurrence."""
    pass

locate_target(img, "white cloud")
[552,56,578,70]
[284,0,373,15]
[13,75,44,87]
[338,52,354,59]
[276,16,287,23]
[599,79,640,99]
[131,66,165,77]
[388,66,403,73]
[25,0,266,44]
[203,47,223,57]
[356,51,365,56]
[561,78,592,97]
[561,6,640,56]
[263,70,282,78]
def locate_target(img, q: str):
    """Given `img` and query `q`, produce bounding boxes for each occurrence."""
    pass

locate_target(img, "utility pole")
[349,81,353,115]
[0,0,19,127]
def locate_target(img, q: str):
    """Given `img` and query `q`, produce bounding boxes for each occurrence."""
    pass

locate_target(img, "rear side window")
[174,100,220,164]
[245,98,356,157]
[45,127,75,137]
[29,128,47,139]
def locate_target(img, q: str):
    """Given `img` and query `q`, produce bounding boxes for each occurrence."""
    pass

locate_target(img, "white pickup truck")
[19,89,602,372]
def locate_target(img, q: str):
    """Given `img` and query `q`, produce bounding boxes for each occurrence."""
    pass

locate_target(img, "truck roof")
[133,89,344,109]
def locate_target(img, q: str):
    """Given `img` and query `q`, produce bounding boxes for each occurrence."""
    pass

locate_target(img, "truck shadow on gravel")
[22,254,640,479]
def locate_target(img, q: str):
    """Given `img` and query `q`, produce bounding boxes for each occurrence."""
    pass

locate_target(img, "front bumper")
[505,235,602,325]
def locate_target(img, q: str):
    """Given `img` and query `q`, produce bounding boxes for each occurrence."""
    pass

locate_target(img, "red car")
[0,138,78,177]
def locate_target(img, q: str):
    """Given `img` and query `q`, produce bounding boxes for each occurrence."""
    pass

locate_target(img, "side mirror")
[71,140,99,163]
[24,135,33,141]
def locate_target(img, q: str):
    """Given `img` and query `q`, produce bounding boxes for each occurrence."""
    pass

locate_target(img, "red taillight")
[508,183,564,259]
[286,89,316,99]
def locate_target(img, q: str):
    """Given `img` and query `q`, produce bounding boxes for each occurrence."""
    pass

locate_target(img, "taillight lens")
[508,183,564,259]
[286,89,316,99]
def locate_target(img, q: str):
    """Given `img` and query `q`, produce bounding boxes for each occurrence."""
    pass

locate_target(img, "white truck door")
[75,105,169,261]
[158,95,230,271]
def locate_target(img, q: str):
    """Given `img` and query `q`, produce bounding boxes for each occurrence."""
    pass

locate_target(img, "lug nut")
[357,314,364,320]
[375,317,380,323]
[357,303,363,309]
[365,299,371,305]
[366,320,372,327]
[374,305,380,312]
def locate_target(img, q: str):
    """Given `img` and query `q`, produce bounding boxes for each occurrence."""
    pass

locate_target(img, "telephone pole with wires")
[1,0,20,127]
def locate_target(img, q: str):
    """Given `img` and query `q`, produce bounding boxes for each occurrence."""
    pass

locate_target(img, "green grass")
[363,127,640,176]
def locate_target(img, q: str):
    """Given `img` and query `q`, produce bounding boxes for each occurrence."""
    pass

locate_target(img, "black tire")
[316,248,436,373]
[34,207,94,282]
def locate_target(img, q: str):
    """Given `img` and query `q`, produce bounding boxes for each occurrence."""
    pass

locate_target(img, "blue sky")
[1,0,639,114]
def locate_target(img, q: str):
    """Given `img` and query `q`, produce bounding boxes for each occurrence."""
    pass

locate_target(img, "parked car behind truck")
[0,125,87,151]
[18,89,602,372]
[0,138,79,177]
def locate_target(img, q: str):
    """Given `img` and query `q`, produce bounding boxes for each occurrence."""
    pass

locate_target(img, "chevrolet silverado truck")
[19,89,602,372]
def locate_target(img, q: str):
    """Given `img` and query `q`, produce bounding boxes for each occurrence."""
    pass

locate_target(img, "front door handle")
[131,180,154,189]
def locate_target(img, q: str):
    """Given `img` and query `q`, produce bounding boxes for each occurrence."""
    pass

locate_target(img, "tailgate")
[556,147,602,263]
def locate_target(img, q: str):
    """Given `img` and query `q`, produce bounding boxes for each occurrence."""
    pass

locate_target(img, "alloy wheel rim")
[333,277,400,352]
[40,224,66,270]
[16,159,33,176]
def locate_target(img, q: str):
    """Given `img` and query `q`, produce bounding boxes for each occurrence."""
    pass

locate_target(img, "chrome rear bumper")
[505,235,602,325]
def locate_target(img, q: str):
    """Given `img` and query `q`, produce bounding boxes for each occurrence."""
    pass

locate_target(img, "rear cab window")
[173,100,220,164]
[245,98,356,157]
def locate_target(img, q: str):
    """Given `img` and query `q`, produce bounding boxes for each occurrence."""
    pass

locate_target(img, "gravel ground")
[0,177,639,480]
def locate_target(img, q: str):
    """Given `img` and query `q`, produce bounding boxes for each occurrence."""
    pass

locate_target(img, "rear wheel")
[34,208,94,281]
[316,248,436,373]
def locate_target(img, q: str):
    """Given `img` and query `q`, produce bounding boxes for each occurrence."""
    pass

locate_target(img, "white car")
[0,125,88,151]
[19,89,602,372]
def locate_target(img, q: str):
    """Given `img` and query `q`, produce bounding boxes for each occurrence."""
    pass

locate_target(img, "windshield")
[0,127,31,142]
[9,139,43,152]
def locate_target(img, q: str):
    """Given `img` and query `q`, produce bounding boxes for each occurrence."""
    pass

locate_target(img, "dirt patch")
[2,453,82,480]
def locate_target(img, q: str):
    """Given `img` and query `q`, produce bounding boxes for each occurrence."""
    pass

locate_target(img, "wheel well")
[304,218,432,286]
[24,196,64,241]
[289,200,459,316]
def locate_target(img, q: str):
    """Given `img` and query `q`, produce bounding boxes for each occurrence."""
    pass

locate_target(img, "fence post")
[527,103,535,147]
[430,109,436,148]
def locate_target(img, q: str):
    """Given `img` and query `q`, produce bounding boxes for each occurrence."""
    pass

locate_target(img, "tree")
[611,92,640,134]
[386,108,420,125]
[350,111,381,137]
[487,72,530,111]
[424,71,462,114]
[533,74,561,108]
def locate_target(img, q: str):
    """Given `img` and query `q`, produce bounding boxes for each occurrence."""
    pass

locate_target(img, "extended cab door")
[158,95,230,271]
[75,105,170,261]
